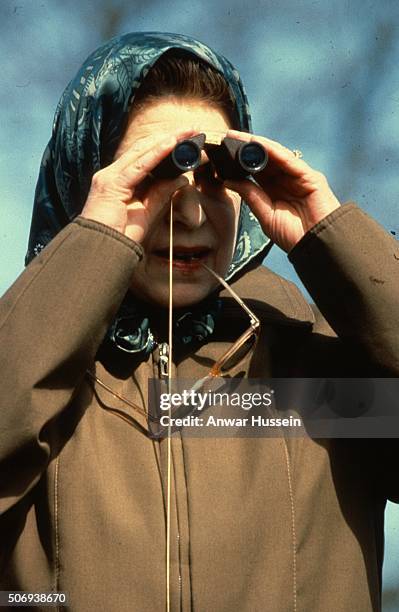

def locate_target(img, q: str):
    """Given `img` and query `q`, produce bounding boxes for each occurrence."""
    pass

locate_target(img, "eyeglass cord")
[166,197,174,612]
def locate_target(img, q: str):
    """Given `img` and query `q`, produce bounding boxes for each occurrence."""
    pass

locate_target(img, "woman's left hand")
[224,129,341,253]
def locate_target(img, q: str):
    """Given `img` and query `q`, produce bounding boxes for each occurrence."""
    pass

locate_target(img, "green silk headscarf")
[26,32,271,358]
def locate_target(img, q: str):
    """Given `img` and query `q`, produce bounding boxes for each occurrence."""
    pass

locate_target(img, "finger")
[134,172,189,202]
[114,127,199,178]
[260,178,298,202]
[113,132,168,161]
[225,178,275,228]
[125,175,192,243]
[226,173,294,204]
[264,172,314,199]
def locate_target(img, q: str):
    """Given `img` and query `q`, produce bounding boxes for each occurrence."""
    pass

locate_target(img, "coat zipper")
[157,342,183,608]
[158,342,170,379]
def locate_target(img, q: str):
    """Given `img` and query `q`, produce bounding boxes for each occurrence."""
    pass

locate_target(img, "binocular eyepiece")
[152,133,268,180]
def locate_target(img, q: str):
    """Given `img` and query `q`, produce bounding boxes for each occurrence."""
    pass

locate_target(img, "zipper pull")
[158,342,170,379]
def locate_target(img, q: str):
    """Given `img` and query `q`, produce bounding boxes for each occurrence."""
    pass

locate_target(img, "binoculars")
[152,133,268,181]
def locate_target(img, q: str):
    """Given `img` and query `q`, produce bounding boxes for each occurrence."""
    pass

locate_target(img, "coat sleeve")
[288,203,399,375]
[0,217,142,514]
[289,203,399,502]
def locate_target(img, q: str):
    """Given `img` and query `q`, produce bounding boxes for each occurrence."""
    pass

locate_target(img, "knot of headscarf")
[26,32,271,362]
[108,295,222,360]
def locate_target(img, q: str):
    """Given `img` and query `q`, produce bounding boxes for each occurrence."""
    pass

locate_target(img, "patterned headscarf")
[26,32,271,357]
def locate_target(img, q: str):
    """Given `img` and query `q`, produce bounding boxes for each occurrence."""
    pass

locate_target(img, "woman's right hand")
[80,129,195,244]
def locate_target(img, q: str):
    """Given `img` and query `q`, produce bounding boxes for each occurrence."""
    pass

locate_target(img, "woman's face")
[114,97,241,308]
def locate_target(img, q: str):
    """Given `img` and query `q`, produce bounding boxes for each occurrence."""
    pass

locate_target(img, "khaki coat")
[0,203,398,611]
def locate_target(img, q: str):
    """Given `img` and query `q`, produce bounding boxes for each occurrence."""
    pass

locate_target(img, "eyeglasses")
[86,264,260,435]
[200,262,260,376]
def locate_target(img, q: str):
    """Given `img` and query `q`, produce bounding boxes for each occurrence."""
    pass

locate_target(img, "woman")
[1,32,398,612]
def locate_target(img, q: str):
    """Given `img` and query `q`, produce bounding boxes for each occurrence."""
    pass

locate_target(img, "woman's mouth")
[153,246,211,270]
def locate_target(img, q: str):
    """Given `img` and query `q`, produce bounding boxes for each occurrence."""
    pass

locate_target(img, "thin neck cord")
[166,200,173,612]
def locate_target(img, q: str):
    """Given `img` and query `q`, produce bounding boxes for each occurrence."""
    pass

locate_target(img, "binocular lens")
[152,134,267,180]
[239,143,268,172]
[172,141,201,171]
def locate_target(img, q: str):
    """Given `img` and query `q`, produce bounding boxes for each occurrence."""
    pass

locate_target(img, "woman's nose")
[169,172,206,229]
